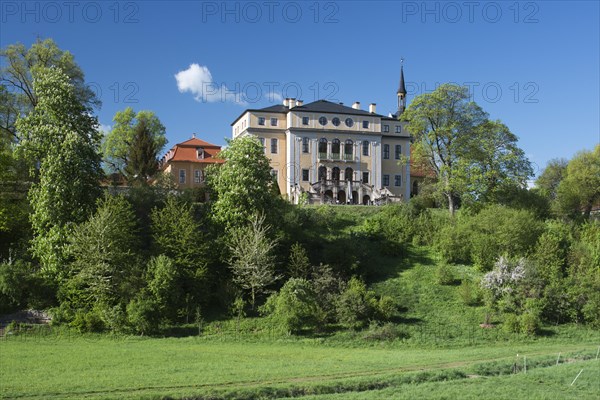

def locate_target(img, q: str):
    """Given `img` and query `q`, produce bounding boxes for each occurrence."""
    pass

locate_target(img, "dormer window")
[196,147,205,159]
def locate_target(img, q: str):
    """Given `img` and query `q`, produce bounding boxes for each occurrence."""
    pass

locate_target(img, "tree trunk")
[447,193,456,216]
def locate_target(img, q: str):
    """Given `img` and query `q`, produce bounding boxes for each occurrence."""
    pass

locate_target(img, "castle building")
[159,136,223,189]
[230,67,411,204]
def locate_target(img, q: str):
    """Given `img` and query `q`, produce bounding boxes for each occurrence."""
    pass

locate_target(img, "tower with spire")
[397,59,407,119]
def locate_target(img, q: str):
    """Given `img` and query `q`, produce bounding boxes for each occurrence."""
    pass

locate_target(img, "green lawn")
[298,358,600,399]
[1,335,598,399]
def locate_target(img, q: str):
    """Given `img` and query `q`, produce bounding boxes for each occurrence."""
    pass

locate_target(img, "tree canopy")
[102,107,166,177]
[15,67,103,276]
[207,135,282,230]
[1,38,99,141]
[403,84,532,214]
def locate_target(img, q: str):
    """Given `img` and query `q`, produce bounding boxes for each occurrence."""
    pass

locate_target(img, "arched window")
[332,167,340,181]
[318,138,327,156]
[318,166,327,181]
[332,139,340,160]
[344,139,353,160]
[345,167,353,181]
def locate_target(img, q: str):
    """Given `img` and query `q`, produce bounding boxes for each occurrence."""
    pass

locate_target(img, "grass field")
[1,334,598,399]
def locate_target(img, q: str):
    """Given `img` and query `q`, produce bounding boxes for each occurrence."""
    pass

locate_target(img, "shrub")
[469,205,544,271]
[435,263,456,285]
[502,313,520,334]
[336,277,377,329]
[376,295,398,321]
[127,295,160,335]
[260,278,322,334]
[362,322,406,341]
[520,312,541,336]
[435,218,472,264]
[71,309,104,333]
[458,278,482,306]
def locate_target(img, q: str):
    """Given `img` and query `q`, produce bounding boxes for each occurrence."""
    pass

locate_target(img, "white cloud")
[99,124,112,134]
[175,64,246,105]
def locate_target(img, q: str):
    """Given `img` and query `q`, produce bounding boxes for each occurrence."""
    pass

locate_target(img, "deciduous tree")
[15,67,103,276]
[227,213,280,309]
[102,107,166,177]
[207,136,282,230]
[403,84,531,214]
[1,38,99,140]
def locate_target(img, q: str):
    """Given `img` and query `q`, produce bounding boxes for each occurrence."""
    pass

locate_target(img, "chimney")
[352,101,361,110]
[296,100,303,107]
[369,103,377,113]
[289,98,296,108]
[283,98,289,107]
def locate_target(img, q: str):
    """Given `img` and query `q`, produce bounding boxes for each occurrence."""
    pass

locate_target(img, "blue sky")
[2,0,599,177]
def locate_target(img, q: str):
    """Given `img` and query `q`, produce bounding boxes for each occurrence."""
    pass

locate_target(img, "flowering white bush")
[481,256,527,300]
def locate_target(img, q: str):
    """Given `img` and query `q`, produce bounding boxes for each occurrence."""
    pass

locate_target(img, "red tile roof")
[160,136,225,166]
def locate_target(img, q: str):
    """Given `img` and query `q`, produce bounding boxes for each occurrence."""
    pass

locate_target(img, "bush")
[435,218,472,264]
[71,309,104,333]
[336,277,377,329]
[458,278,482,306]
[260,278,322,334]
[520,312,541,336]
[376,295,398,321]
[502,313,520,334]
[435,263,456,285]
[127,295,160,335]
[469,205,544,271]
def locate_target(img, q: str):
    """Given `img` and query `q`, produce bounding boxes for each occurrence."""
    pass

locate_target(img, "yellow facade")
[232,99,411,204]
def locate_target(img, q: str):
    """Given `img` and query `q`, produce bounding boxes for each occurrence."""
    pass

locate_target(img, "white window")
[270,117,278,126]
[395,125,402,133]
[383,125,389,133]
[394,175,402,187]
[259,137,266,153]
[196,148,204,159]
[179,169,186,184]
[194,170,202,183]
[362,171,369,184]
[271,138,278,154]
[258,117,265,125]
[362,120,369,129]
[302,116,309,125]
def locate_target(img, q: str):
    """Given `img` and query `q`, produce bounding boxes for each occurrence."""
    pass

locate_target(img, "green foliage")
[0,256,53,312]
[310,264,346,323]
[336,277,377,329]
[457,278,482,306]
[566,221,600,326]
[127,294,160,335]
[403,84,531,214]
[101,107,166,176]
[555,145,600,219]
[288,242,311,279]
[146,254,178,309]
[59,194,139,332]
[227,213,280,308]
[434,262,456,285]
[1,38,99,140]
[535,158,568,201]
[435,216,472,264]
[207,136,282,231]
[122,118,159,185]
[261,278,322,333]
[15,67,103,276]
